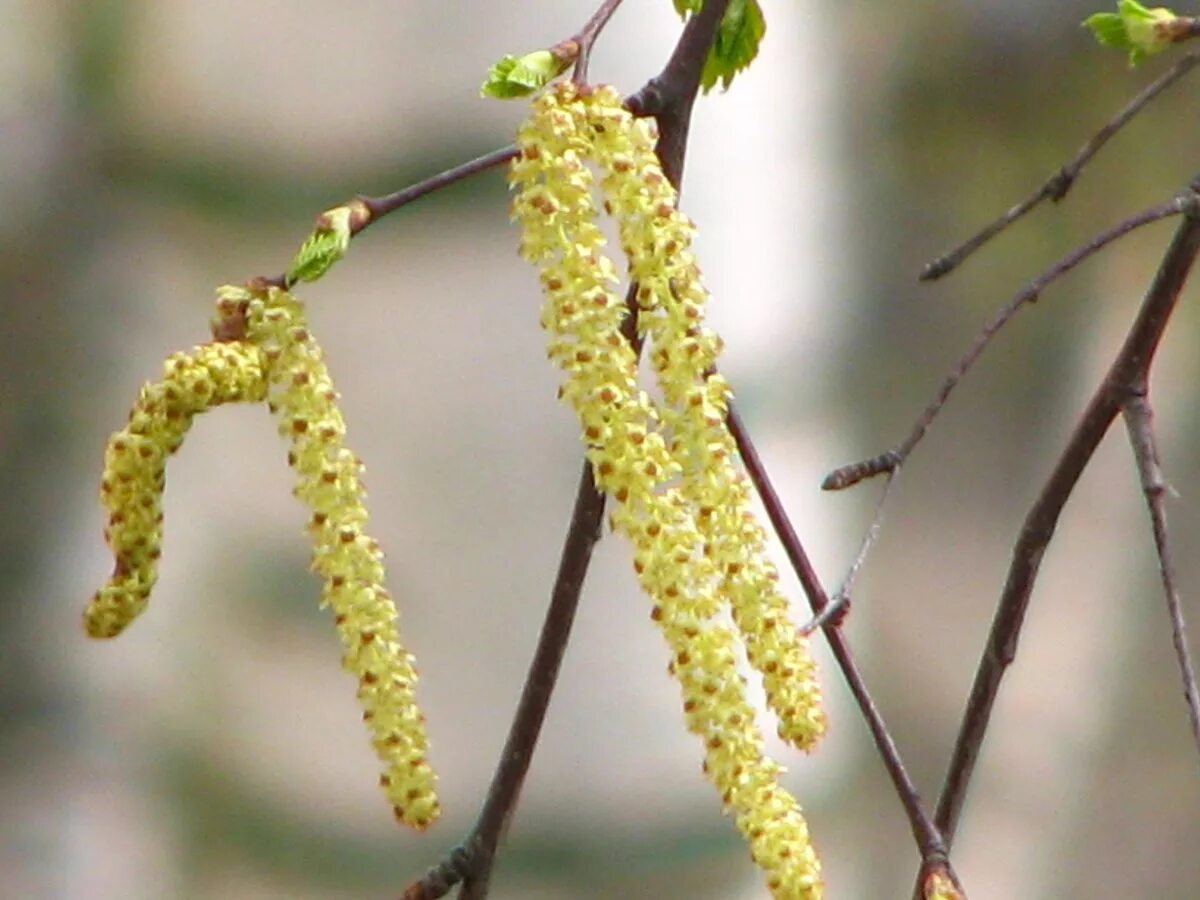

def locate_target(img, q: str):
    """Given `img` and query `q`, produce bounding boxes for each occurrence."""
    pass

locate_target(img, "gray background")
[4,1,1200,897]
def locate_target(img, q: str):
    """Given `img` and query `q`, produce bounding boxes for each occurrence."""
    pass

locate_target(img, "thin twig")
[926,181,1200,869]
[571,0,627,84]
[799,468,899,636]
[798,589,849,638]
[1122,387,1200,762]
[263,146,519,289]
[453,278,654,900]
[405,280,641,900]
[359,146,518,228]
[831,470,898,605]
[726,408,965,896]
[269,0,634,291]
[449,463,608,900]
[397,460,607,900]
[825,197,1187,492]
[920,50,1200,281]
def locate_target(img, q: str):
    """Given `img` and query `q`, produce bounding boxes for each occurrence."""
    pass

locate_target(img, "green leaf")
[703,0,766,91]
[1083,12,1133,49]
[481,50,571,100]
[286,205,354,285]
[1083,1,1183,66]
[671,0,767,92]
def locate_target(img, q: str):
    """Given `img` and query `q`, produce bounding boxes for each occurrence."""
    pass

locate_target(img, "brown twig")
[726,408,965,896]
[402,3,731,898]
[926,180,1200,867]
[831,470,898,609]
[359,147,518,231]
[451,273,653,900]
[799,468,899,637]
[825,196,1188,492]
[262,146,519,289]
[1122,387,1200,762]
[268,0,635,291]
[920,50,1200,282]
[570,0,627,84]
[446,462,609,900]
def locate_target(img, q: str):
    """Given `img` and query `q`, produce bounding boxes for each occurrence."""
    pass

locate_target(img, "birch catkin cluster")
[510,82,826,899]
[86,280,438,830]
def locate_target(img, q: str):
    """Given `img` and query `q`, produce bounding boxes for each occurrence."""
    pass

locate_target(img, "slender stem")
[400,463,604,900]
[453,462,608,900]
[263,146,518,289]
[361,146,519,228]
[624,0,729,183]
[571,0,627,84]
[920,50,1200,281]
[1122,388,1200,763]
[825,197,1187,492]
[832,470,898,604]
[928,183,1200,862]
[727,408,963,893]
[726,409,830,620]
[269,0,635,290]
[454,275,654,900]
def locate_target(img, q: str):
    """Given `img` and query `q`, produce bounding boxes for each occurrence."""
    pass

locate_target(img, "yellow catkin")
[923,870,964,900]
[581,86,826,751]
[510,83,822,899]
[214,284,439,830]
[85,341,268,639]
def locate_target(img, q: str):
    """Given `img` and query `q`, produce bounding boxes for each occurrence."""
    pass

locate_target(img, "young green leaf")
[704,0,766,91]
[1083,1,1186,66]
[1084,12,1133,50]
[671,0,767,92]
[287,205,355,285]
[481,49,572,99]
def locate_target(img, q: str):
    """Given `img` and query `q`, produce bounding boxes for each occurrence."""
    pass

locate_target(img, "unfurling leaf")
[1084,0,1188,66]
[672,0,767,92]
[481,48,573,99]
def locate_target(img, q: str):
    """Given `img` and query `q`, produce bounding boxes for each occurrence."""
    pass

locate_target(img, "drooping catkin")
[88,282,438,831]
[583,86,826,752]
[510,82,823,899]
[215,284,439,829]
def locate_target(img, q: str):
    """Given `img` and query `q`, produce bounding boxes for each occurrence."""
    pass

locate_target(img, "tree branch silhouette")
[728,409,964,896]
[930,178,1200,866]
[826,196,1190,493]
[1122,388,1200,761]
[920,49,1200,281]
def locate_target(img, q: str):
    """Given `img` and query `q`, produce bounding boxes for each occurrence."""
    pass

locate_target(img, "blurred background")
[5,1,1200,897]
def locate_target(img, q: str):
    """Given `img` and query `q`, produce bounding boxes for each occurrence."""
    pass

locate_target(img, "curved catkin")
[510,83,822,899]
[85,341,268,639]
[215,284,439,831]
[582,86,826,751]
